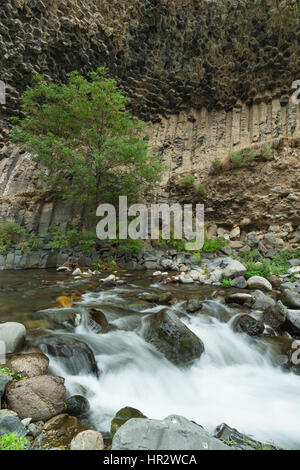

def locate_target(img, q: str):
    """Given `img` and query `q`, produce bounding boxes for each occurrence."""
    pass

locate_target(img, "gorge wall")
[0,0,300,232]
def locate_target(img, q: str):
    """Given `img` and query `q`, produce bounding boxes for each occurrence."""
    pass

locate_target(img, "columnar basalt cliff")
[0,0,300,231]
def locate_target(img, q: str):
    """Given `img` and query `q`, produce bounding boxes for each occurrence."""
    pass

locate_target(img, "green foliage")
[194,183,206,198]
[109,238,144,254]
[0,433,28,451]
[0,367,27,380]
[11,68,162,207]
[178,174,195,189]
[221,278,233,288]
[261,143,273,160]
[245,261,271,280]
[202,237,227,253]
[230,151,244,168]
[93,258,118,272]
[0,222,27,255]
[47,227,97,252]
[243,248,300,279]
[211,158,222,174]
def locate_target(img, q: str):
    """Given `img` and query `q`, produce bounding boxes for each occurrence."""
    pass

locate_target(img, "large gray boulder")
[143,310,204,366]
[112,415,232,450]
[0,322,26,354]
[6,375,66,421]
[247,276,272,291]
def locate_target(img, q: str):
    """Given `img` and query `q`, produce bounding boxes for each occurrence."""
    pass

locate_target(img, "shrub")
[221,279,233,288]
[230,151,244,168]
[211,158,222,174]
[178,175,195,189]
[0,433,28,451]
[202,237,227,253]
[47,227,97,252]
[194,183,206,197]
[0,222,27,255]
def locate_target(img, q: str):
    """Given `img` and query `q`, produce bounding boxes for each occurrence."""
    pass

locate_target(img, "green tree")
[11,68,162,208]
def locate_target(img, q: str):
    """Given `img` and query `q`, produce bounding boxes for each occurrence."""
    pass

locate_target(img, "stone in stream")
[222,260,246,279]
[0,322,26,354]
[232,315,264,337]
[43,413,77,432]
[262,301,287,331]
[252,290,275,310]
[143,310,204,366]
[185,297,203,313]
[0,372,13,403]
[112,415,232,450]
[214,423,278,450]
[32,334,100,377]
[65,395,90,418]
[111,406,147,438]
[285,309,300,335]
[6,352,49,378]
[231,276,247,289]
[247,276,272,291]
[225,293,253,306]
[6,375,66,421]
[0,416,27,438]
[70,430,104,450]
[281,289,300,309]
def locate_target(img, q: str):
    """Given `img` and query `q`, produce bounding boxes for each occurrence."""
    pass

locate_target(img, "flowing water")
[1,269,300,449]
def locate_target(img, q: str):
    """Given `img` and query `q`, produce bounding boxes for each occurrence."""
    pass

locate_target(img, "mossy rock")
[111,407,147,438]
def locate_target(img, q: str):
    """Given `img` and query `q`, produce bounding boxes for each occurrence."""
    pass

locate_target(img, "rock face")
[7,353,49,378]
[6,375,66,421]
[70,430,104,451]
[112,415,232,450]
[143,310,204,366]
[111,407,147,438]
[0,322,26,354]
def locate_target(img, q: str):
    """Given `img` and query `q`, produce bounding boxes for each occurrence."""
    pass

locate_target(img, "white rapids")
[48,288,300,450]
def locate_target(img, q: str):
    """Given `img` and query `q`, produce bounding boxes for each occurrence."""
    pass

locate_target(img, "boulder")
[6,375,66,421]
[32,334,99,377]
[253,290,275,310]
[232,315,264,336]
[225,293,253,306]
[0,322,26,354]
[0,416,27,438]
[262,301,287,331]
[112,415,232,450]
[143,310,204,366]
[223,261,246,279]
[247,276,272,291]
[111,407,147,438]
[185,297,203,313]
[65,395,90,418]
[6,353,49,378]
[43,414,77,432]
[70,430,104,450]
[285,310,300,335]
[0,372,13,401]
[231,276,247,289]
[281,289,300,309]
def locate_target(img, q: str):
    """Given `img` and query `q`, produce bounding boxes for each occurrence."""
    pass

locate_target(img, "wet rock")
[185,297,203,313]
[214,423,276,450]
[268,275,282,289]
[0,416,27,438]
[6,352,49,378]
[225,293,253,306]
[143,310,204,366]
[247,276,272,291]
[285,309,300,334]
[56,296,72,308]
[32,335,99,377]
[70,430,104,450]
[0,372,13,403]
[112,415,232,450]
[231,276,247,289]
[232,315,264,337]
[281,289,300,309]
[37,308,82,330]
[0,322,26,354]
[262,301,287,331]
[6,375,66,421]
[43,414,77,432]
[144,292,173,305]
[223,261,246,279]
[0,410,18,419]
[88,308,112,333]
[179,273,194,284]
[65,395,90,418]
[111,407,147,438]
[253,290,275,310]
